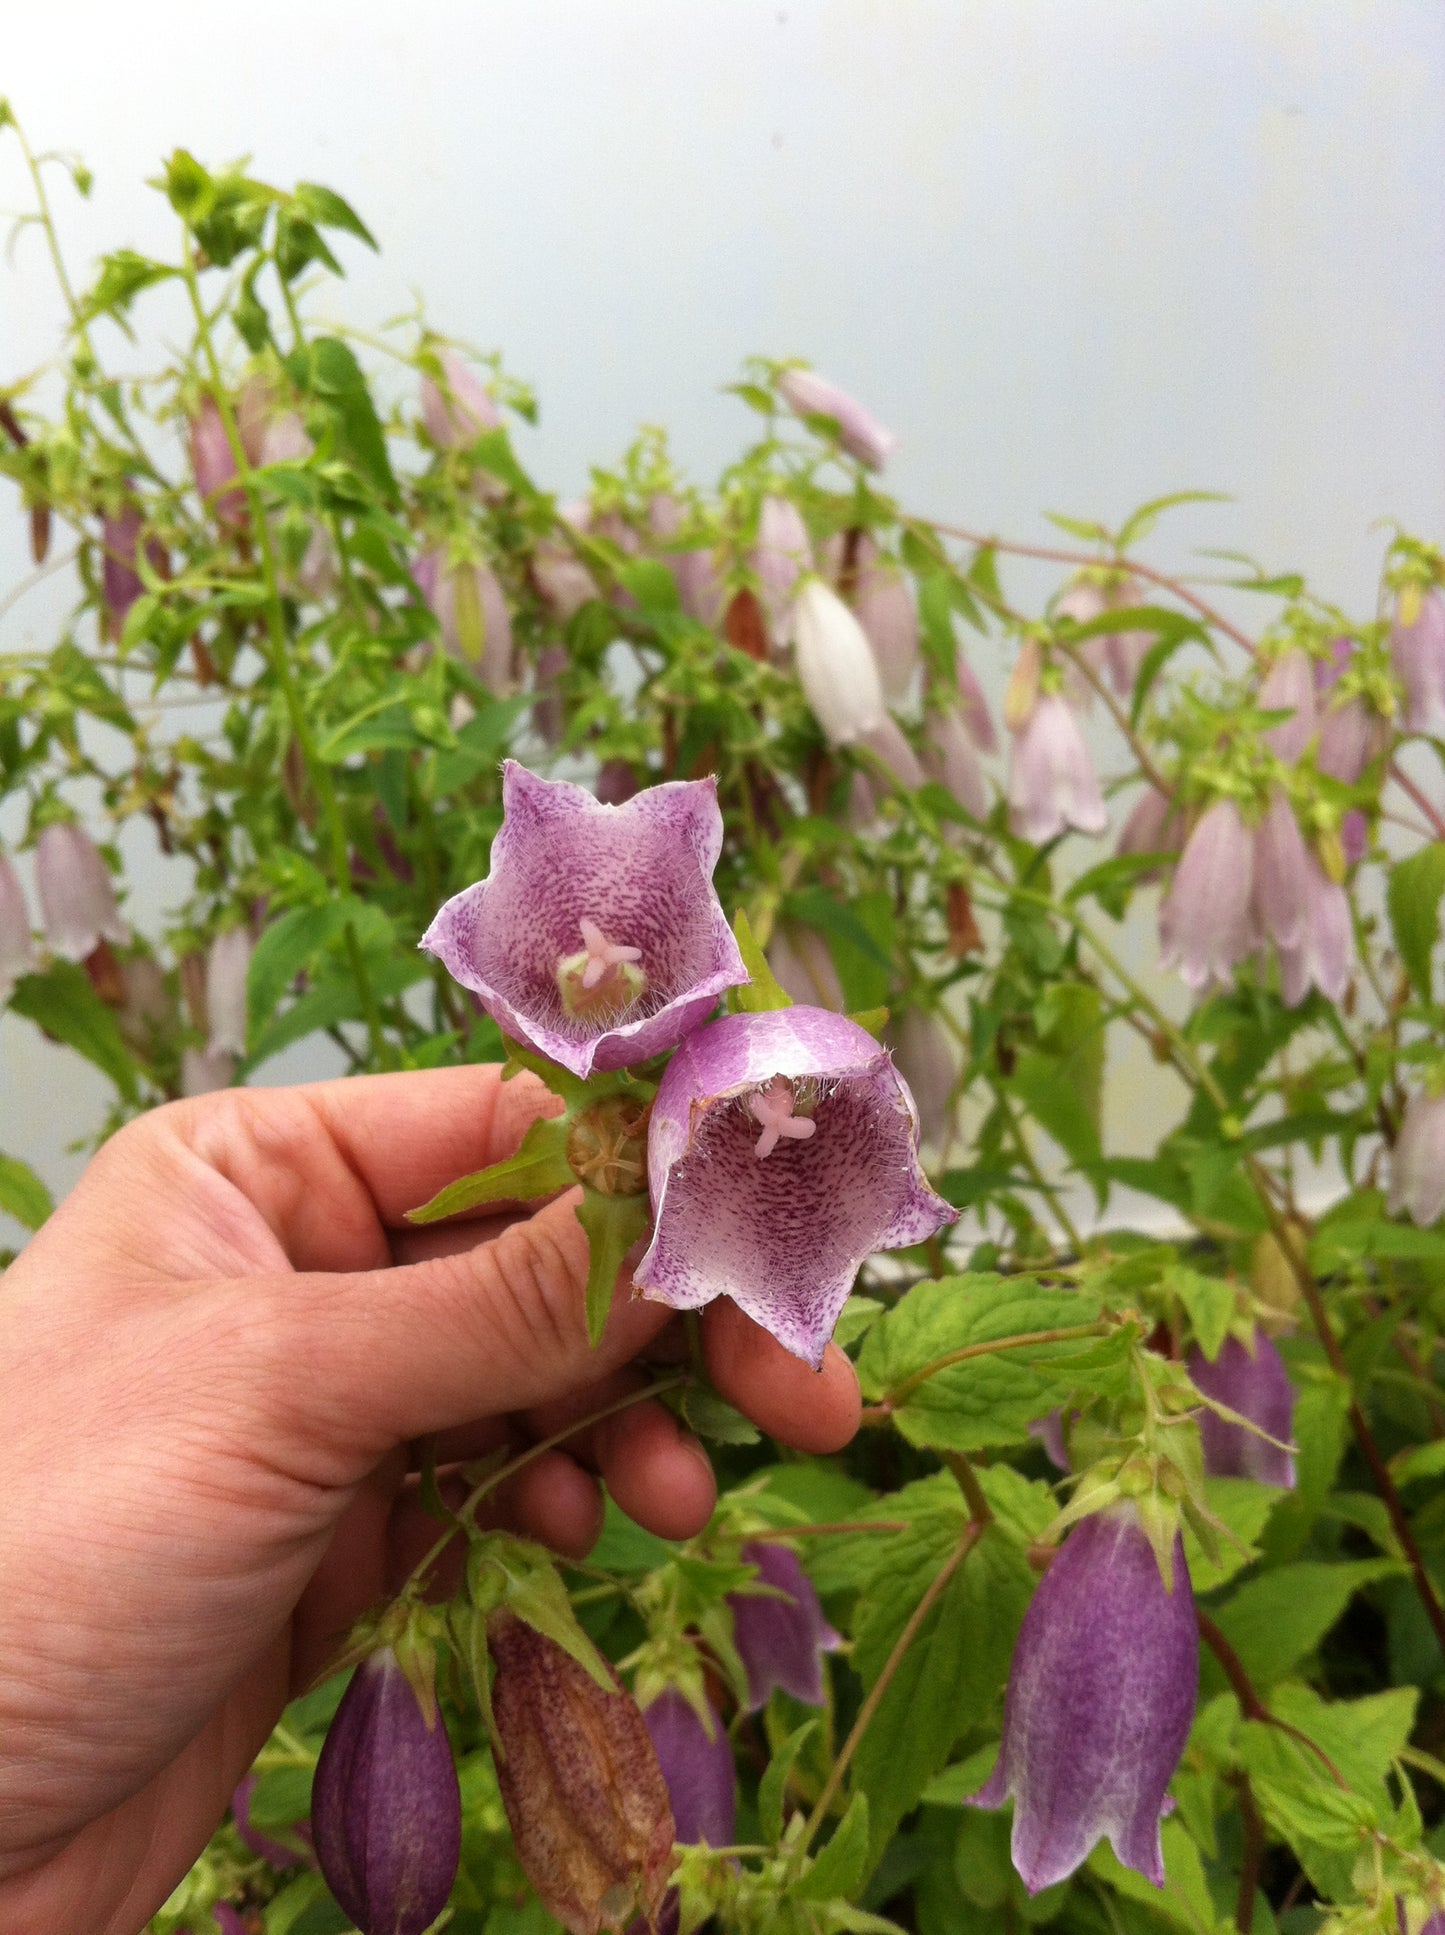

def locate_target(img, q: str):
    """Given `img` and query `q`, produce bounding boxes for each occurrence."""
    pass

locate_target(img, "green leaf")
[1011,1047,1101,1171]
[428,695,530,794]
[1115,489,1232,551]
[1181,1476,1279,1594]
[474,1533,614,1691]
[785,887,894,1010]
[1388,842,1445,1002]
[246,900,362,1041]
[678,1383,760,1444]
[575,1188,651,1347]
[729,908,790,1012]
[9,965,137,1102]
[285,335,396,502]
[292,181,377,249]
[759,1719,820,1845]
[856,1274,1106,1451]
[406,1116,573,1223]
[1211,1559,1400,1687]
[1088,1819,1220,1934]
[78,248,179,327]
[1168,1265,1235,1361]
[246,954,427,1068]
[846,1006,889,1039]
[795,1791,870,1901]
[1391,1438,1445,1488]
[0,1152,53,1230]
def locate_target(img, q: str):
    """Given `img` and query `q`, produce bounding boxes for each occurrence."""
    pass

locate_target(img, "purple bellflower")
[775,367,897,470]
[312,1648,462,1935]
[35,822,128,962]
[633,1006,957,1367]
[421,347,502,448]
[728,1541,842,1709]
[1389,1088,1445,1227]
[0,847,35,1000]
[1390,587,1445,735]
[649,493,724,629]
[852,547,919,702]
[422,764,747,1079]
[751,495,813,650]
[642,1690,737,1846]
[953,648,999,755]
[1275,849,1354,1007]
[923,704,990,820]
[1007,693,1108,843]
[1251,790,1310,953]
[1158,800,1256,992]
[971,1502,1198,1894]
[1187,1331,1296,1487]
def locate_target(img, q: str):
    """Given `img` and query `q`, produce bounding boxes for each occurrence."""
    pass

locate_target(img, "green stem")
[991,1075,1085,1252]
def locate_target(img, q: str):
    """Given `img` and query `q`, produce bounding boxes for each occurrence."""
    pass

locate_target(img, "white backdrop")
[2,0,1443,1225]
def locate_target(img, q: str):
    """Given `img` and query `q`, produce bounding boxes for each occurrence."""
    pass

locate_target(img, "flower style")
[0,847,35,1000]
[1158,800,1256,991]
[1388,1088,1445,1227]
[971,1502,1198,1893]
[422,764,747,1078]
[1390,587,1445,735]
[1187,1330,1297,1487]
[642,1690,737,1846]
[1007,693,1108,843]
[728,1540,842,1708]
[751,495,813,649]
[414,549,515,694]
[312,1648,462,1935]
[35,823,128,962]
[633,1007,957,1366]
[421,346,501,448]
[775,366,897,469]
[792,577,888,746]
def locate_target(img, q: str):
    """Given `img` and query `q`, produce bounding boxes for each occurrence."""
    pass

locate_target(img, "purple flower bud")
[858,715,926,792]
[888,1007,957,1146]
[533,540,598,621]
[188,399,246,527]
[232,1771,310,1869]
[421,348,502,448]
[649,494,723,628]
[642,1691,737,1846]
[971,1502,1198,1893]
[1257,648,1317,764]
[923,705,990,820]
[1007,694,1108,843]
[181,1046,235,1095]
[313,1648,461,1935]
[100,502,167,642]
[728,1540,841,1709]
[765,924,844,1010]
[1251,789,1309,951]
[751,495,813,649]
[775,367,897,470]
[1275,849,1354,1007]
[413,549,515,694]
[1158,801,1256,992]
[634,1007,957,1366]
[853,555,918,703]
[1390,588,1445,734]
[35,823,128,962]
[213,1907,250,1935]
[1388,1088,1445,1227]
[1340,807,1368,867]
[792,578,888,746]
[1187,1331,1296,1487]
[206,927,252,1058]
[953,649,998,754]
[1027,1409,1070,1471]
[0,847,36,1000]
[423,763,747,1078]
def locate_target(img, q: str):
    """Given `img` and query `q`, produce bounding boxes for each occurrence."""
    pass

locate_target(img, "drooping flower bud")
[852,552,918,702]
[1388,1088,1445,1227]
[923,705,990,820]
[953,648,998,754]
[99,501,167,642]
[775,367,897,470]
[532,539,598,621]
[1055,573,1151,697]
[1257,648,1317,763]
[727,1540,841,1709]
[312,1647,462,1935]
[1115,786,1181,879]
[791,578,887,747]
[0,847,36,1000]
[488,1612,676,1935]
[188,398,246,527]
[751,495,813,649]
[970,1502,1198,1893]
[1316,648,1388,785]
[766,924,844,1010]
[423,764,747,1078]
[413,549,515,694]
[1158,800,1256,992]
[634,1007,957,1366]
[35,823,128,962]
[1390,587,1445,735]
[642,1690,737,1847]
[1007,693,1108,843]
[1186,1330,1296,1487]
[888,1006,957,1146]
[858,716,925,792]
[206,926,252,1058]
[421,347,502,448]
[649,493,723,628]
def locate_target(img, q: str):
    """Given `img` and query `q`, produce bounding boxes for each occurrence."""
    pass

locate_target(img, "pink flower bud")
[648,493,723,627]
[1390,587,1445,735]
[1115,786,1181,878]
[0,847,36,1000]
[1158,801,1257,991]
[751,495,813,649]
[99,500,167,642]
[1274,848,1354,1007]
[413,549,515,693]
[792,578,887,746]
[188,399,246,527]
[1388,1088,1445,1227]
[852,554,918,702]
[1257,648,1317,763]
[953,649,998,754]
[923,705,990,820]
[1007,693,1108,843]
[35,823,127,962]
[776,367,897,469]
[205,927,252,1058]
[888,1006,957,1145]
[421,347,501,448]
[1251,789,1310,951]
[858,715,925,791]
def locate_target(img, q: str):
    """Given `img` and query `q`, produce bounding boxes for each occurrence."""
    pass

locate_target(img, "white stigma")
[578,916,642,991]
[749,1077,818,1160]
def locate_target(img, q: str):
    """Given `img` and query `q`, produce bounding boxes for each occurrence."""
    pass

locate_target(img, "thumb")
[267,1187,670,1465]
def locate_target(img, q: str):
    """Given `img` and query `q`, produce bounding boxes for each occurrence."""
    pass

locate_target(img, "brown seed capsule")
[723,586,769,662]
[488,1612,676,1935]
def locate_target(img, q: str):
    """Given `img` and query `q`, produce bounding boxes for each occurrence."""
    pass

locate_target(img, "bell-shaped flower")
[923,705,990,820]
[649,493,723,628]
[1251,790,1309,952]
[533,538,598,621]
[775,366,897,470]
[1115,787,1181,878]
[0,848,36,1000]
[1257,647,1317,763]
[99,500,167,643]
[1390,587,1445,735]
[188,398,246,528]
[421,347,501,448]
[792,577,888,747]
[414,549,515,694]
[1340,808,1368,867]
[1007,693,1108,843]
[1158,800,1256,992]
[728,1540,841,1709]
[206,927,253,1058]
[953,648,998,754]
[1275,849,1354,1007]
[888,1007,957,1146]
[35,823,128,962]
[634,1006,957,1366]
[312,1648,462,1935]
[642,1690,737,1846]
[1187,1330,1296,1487]
[423,763,747,1079]
[489,1612,675,1935]
[853,552,918,702]
[1388,1088,1445,1227]
[970,1502,1198,1894]
[858,716,925,792]
[751,495,813,649]
[1315,637,1389,784]
[766,924,844,1010]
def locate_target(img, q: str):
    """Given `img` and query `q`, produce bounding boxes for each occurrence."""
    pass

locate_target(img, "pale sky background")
[2,0,1443,1234]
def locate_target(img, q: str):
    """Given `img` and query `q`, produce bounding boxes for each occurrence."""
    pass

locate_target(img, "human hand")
[0,1065,860,1934]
